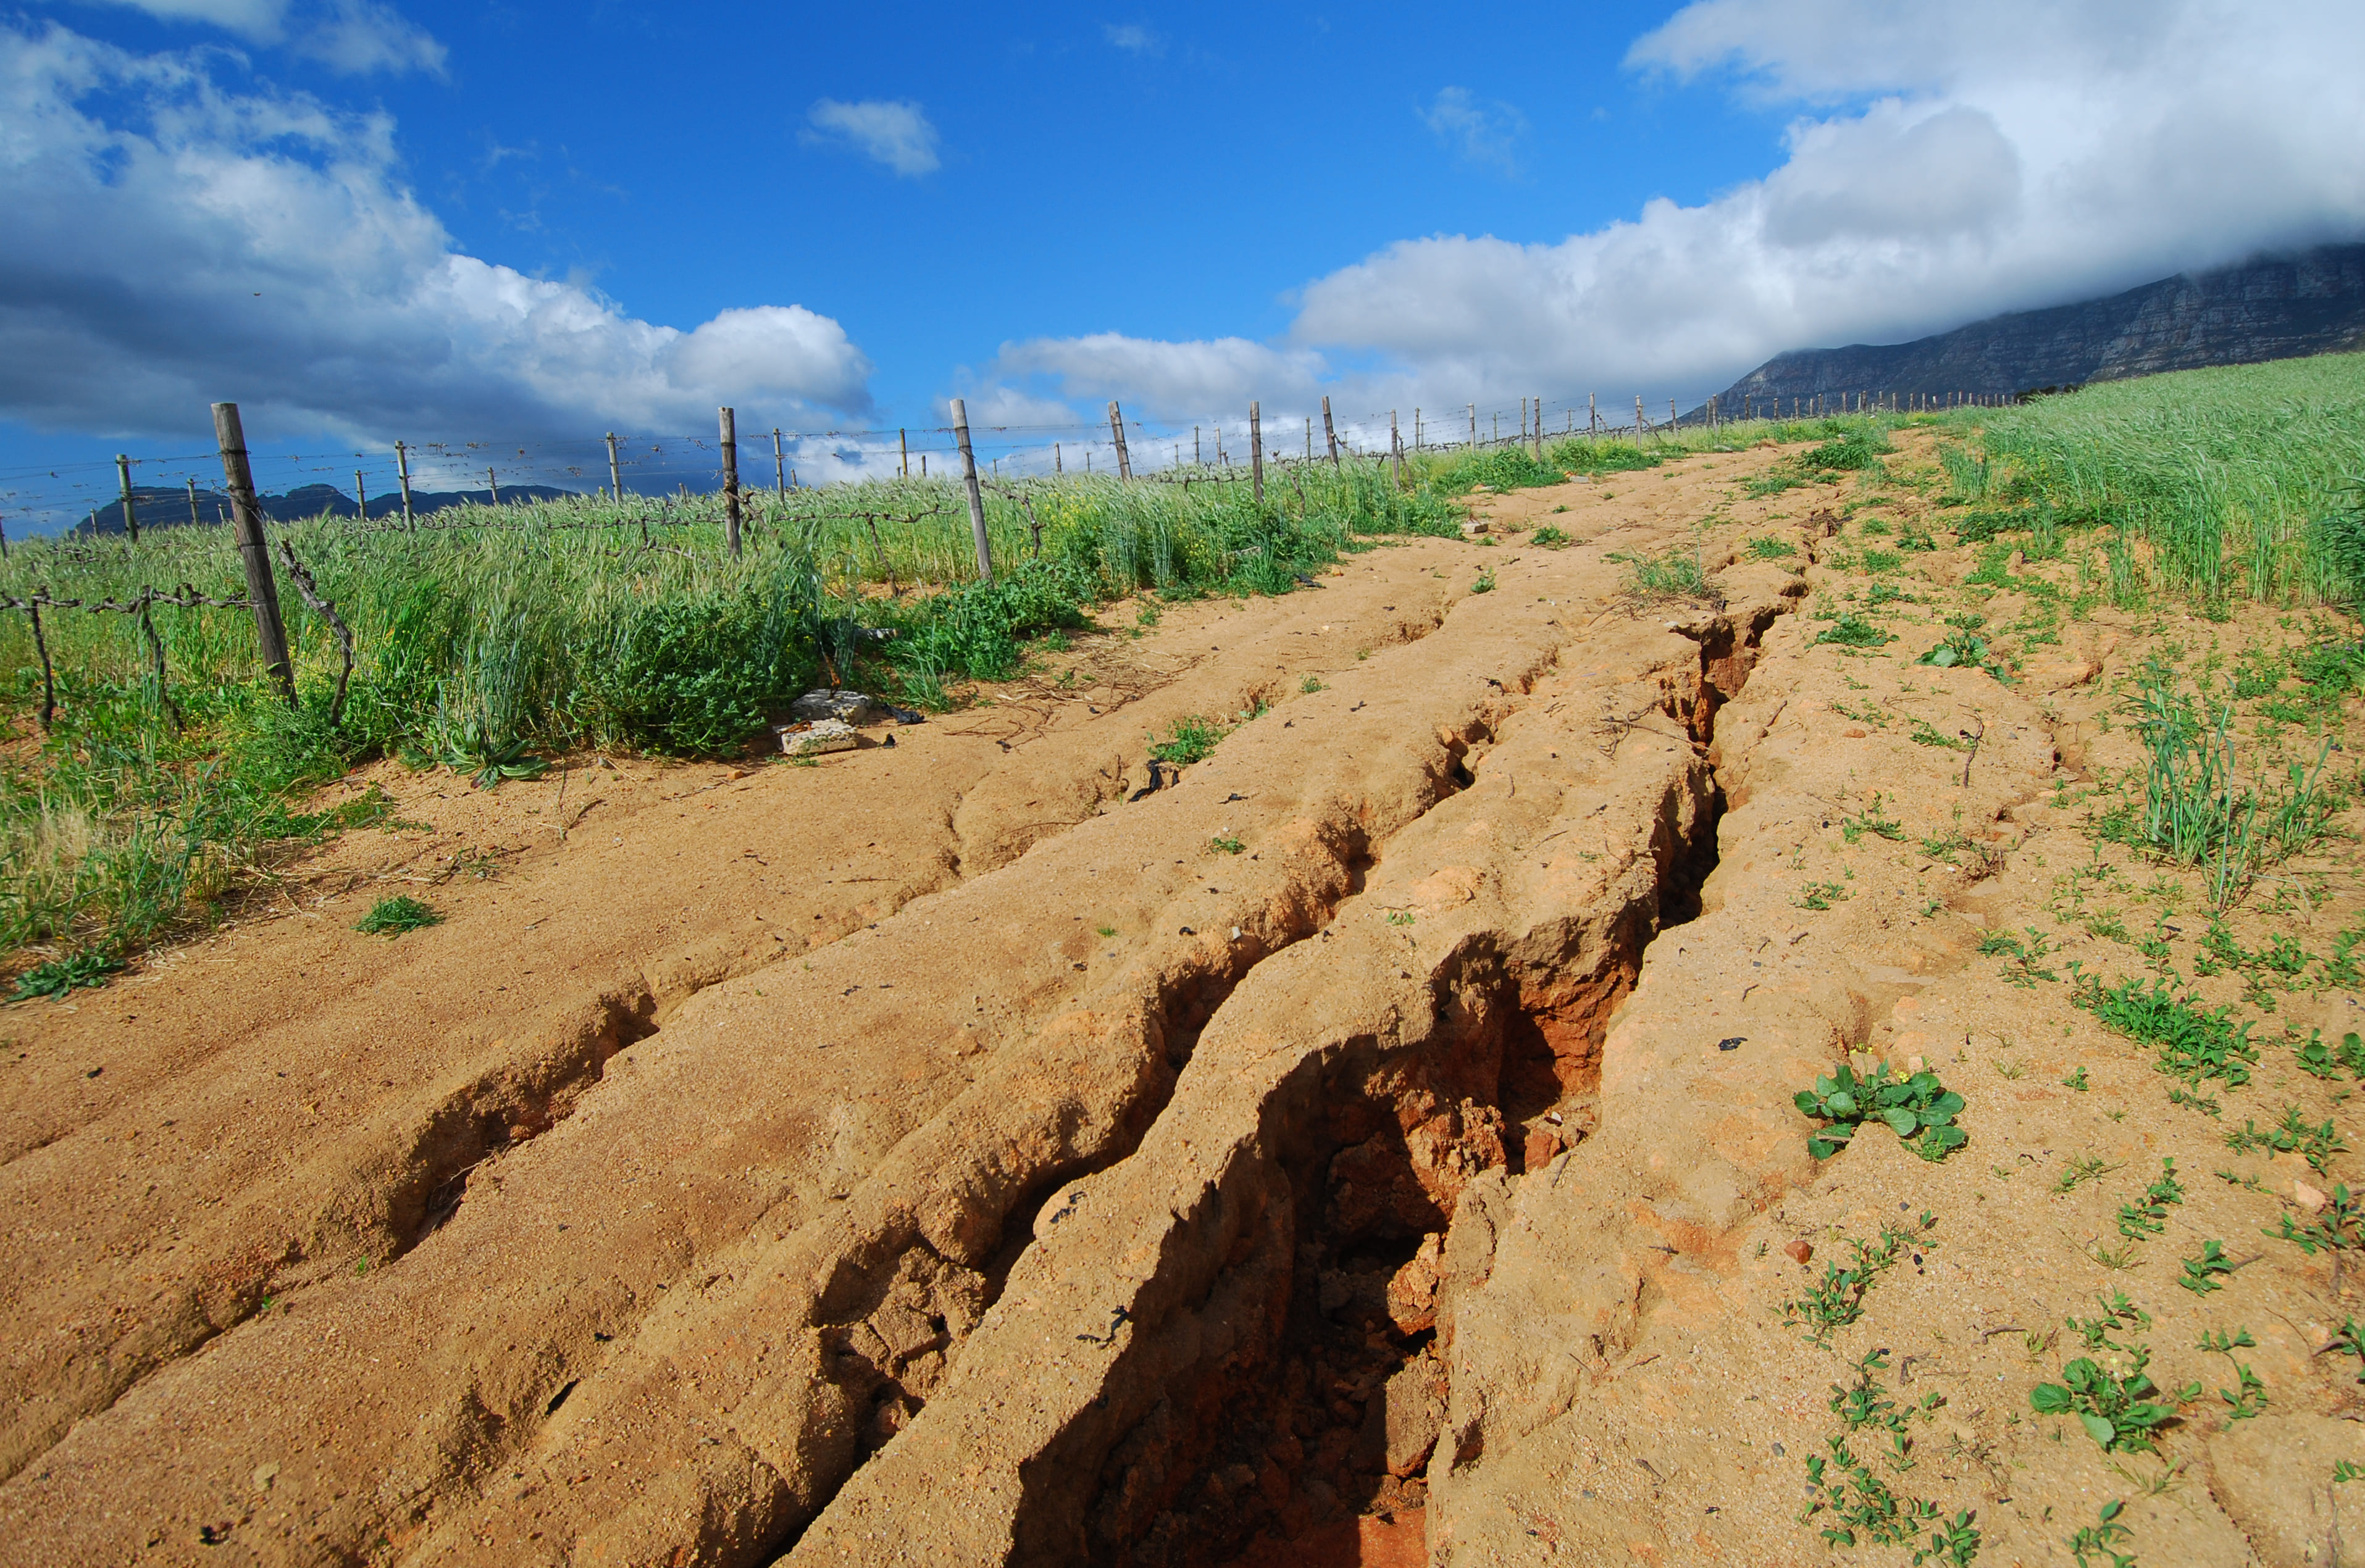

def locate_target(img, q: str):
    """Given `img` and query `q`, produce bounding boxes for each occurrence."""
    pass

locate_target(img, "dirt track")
[6,437,2363,1566]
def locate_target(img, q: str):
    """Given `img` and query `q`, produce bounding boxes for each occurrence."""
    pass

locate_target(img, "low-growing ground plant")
[1795,1064,1967,1160]
[2072,972,2258,1086]
[1528,525,1569,548]
[2066,1499,2137,1568]
[12,949,124,998]
[2271,1183,2363,1254]
[1746,535,1797,560]
[1782,1214,1939,1344]
[2199,1327,2267,1420]
[355,895,441,936]
[2116,1159,2184,1238]
[2032,1342,2195,1452]
[1149,714,1227,767]
[1814,613,1893,649]
[2225,1107,2345,1173]
[2178,1240,2238,1294]
[1610,545,1720,606]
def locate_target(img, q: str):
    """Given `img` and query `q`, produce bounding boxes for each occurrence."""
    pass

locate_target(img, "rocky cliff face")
[1707,242,2365,411]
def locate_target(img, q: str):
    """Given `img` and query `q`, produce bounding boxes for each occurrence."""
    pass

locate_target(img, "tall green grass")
[0,458,1462,963]
[1933,352,2365,607]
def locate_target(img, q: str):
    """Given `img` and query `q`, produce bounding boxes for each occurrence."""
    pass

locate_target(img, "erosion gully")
[0,518,1815,1567]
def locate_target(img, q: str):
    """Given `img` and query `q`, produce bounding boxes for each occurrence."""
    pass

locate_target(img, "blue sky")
[2,0,2360,525]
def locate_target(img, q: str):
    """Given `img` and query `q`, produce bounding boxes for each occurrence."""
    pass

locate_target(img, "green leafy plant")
[1528,524,1570,548]
[1782,1216,1939,1344]
[1796,1063,1967,1161]
[2225,1106,2346,1173]
[1979,926,2059,986]
[1208,835,1244,855]
[2056,1152,2123,1194]
[2117,1159,2184,1238]
[1747,535,1798,560]
[2066,1288,2151,1353]
[354,895,441,936]
[1814,613,1893,649]
[1299,675,1325,694]
[1798,880,1850,911]
[2064,1065,2090,1091]
[1470,567,1497,594]
[2269,1183,2364,1254]
[11,948,125,999]
[2198,1328,2266,1420]
[1149,714,1227,767]
[2031,1348,2195,1452]
[2066,1499,2137,1568]
[1842,793,1905,844]
[2073,972,2258,1087]
[2178,1240,2237,1295]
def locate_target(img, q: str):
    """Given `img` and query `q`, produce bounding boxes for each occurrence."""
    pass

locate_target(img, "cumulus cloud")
[87,0,445,74]
[1419,87,1527,175]
[801,98,941,177]
[1007,0,2365,419]
[0,21,873,443]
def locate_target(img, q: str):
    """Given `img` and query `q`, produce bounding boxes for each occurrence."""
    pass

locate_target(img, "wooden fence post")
[951,398,994,582]
[211,401,296,705]
[1635,395,1646,439]
[1388,408,1401,488]
[1107,401,1133,479]
[186,477,201,528]
[1534,397,1545,459]
[1467,403,1476,450]
[1323,398,1340,470]
[488,468,500,506]
[1414,408,1422,451]
[601,433,620,506]
[354,468,367,520]
[718,407,742,558]
[900,427,910,477]
[1250,401,1264,505]
[115,454,140,541]
[773,428,786,498]
[1589,393,1597,437]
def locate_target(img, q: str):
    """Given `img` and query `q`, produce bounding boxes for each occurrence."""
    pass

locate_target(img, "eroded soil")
[4,433,2361,1568]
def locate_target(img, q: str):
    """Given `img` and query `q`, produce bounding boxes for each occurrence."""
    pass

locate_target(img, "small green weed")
[2269,1183,2363,1254]
[2064,1066,2090,1091]
[1782,1215,1940,1343]
[1470,567,1497,594]
[1528,525,1570,548]
[2032,1345,2195,1451]
[2177,1240,2237,1294]
[2066,1499,2137,1568]
[2225,1106,2346,1173]
[1299,675,1324,694]
[2054,1152,2123,1194]
[2074,972,2257,1087]
[1208,835,1244,855]
[355,896,440,936]
[1798,880,1850,911]
[2198,1328,2266,1420]
[1814,614,1893,649]
[12,949,125,999]
[1747,535,1798,560]
[1149,714,1227,767]
[1842,794,1905,844]
[1795,1062,1967,1161]
[1979,927,2059,986]
[2116,1159,2184,1238]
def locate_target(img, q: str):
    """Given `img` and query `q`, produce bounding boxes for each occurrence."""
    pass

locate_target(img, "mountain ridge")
[1703,241,2365,415]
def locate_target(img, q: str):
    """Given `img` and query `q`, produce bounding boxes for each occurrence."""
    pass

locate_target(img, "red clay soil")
[4,433,2360,1568]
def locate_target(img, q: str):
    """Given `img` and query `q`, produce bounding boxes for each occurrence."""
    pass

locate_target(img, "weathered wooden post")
[115,455,140,541]
[211,402,296,705]
[1323,397,1341,470]
[1389,409,1401,488]
[1250,401,1264,505]
[900,427,910,477]
[601,433,620,506]
[1107,401,1133,479]
[951,398,994,582]
[718,406,742,558]
[773,428,787,498]
[354,468,367,520]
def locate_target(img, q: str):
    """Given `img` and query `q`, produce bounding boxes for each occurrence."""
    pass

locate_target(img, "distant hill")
[1704,242,2365,414]
[75,481,583,535]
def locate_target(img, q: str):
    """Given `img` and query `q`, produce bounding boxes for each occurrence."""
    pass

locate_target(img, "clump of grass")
[1528,525,1570,548]
[354,895,440,936]
[1609,546,1721,606]
[1814,613,1893,649]
[1746,535,1798,560]
[1149,714,1228,767]
[2073,972,2258,1086]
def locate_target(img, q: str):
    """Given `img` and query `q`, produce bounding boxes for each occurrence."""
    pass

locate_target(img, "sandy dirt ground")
[2,432,2359,1567]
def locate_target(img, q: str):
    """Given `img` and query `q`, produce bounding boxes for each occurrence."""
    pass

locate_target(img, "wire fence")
[0,385,2007,539]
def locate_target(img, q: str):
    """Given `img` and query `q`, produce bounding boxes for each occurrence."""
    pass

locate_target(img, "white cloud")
[800,98,940,178]
[1102,23,1162,56]
[85,0,445,74]
[1007,0,2365,419]
[1419,86,1526,175]
[0,21,873,443]
[294,0,446,76]
[987,333,1325,422]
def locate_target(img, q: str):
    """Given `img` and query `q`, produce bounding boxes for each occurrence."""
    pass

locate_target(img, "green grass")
[354,895,441,936]
[0,459,1466,968]
[1932,351,2365,607]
